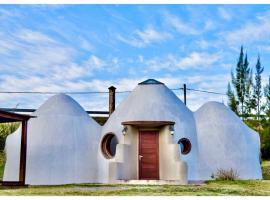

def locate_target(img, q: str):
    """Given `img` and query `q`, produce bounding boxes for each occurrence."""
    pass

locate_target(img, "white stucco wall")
[194,101,262,180]
[3,127,21,181]
[4,94,101,185]
[3,80,262,185]
[97,83,199,182]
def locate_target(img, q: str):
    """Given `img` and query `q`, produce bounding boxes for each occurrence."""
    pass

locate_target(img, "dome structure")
[3,80,262,185]
[194,101,262,180]
[4,94,101,185]
[97,80,199,182]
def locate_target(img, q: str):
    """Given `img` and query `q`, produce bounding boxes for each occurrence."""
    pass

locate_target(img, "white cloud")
[218,7,232,21]
[195,40,210,49]
[17,29,55,43]
[177,52,220,69]
[204,20,215,31]
[0,8,20,20]
[222,12,270,45]
[84,55,106,71]
[79,37,94,51]
[118,26,171,48]
[164,12,200,35]
[146,52,221,71]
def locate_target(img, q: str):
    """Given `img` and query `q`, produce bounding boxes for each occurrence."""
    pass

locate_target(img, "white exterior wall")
[3,81,262,185]
[3,127,21,181]
[194,102,262,180]
[4,94,101,185]
[97,84,199,182]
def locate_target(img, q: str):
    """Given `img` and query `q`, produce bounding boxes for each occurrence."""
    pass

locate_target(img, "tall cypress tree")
[230,46,254,119]
[264,76,270,118]
[227,82,239,115]
[232,46,244,115]
[254,55,264,120]
[243,53,255,118]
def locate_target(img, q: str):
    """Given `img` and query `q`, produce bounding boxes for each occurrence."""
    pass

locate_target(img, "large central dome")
[98,80,199,181]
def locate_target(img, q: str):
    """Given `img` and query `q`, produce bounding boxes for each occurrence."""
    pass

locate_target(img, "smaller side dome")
[194,101,262,180]
[34,93,90,117]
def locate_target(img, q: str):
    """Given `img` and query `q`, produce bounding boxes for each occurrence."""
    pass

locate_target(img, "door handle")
[139,155,143,160]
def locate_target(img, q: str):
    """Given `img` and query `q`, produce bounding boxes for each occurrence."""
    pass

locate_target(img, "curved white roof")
[34,93,94,117]
[4,94,101,185]
[194,101,262,180]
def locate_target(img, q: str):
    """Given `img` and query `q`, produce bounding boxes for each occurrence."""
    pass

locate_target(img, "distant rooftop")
[138,79,164,85]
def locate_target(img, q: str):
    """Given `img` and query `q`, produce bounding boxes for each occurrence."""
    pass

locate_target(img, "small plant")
[213,168,239,181]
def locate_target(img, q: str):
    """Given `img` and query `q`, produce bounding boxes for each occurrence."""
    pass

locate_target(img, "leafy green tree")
[254,55,264,120]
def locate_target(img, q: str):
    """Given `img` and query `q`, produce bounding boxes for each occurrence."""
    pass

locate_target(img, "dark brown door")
[139,131,159,180]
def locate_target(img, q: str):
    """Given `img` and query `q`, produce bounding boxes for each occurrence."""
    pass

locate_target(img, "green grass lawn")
[0,153,270,196]
[0,180,270,196]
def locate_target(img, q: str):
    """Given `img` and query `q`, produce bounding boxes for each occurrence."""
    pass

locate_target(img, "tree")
[254,55,264,120]
[261,76,270,159]
[243,53,255,118]
[264,76,270,118]
[232,46,245,115]
[231,46,253,119]
[227,82,239,115]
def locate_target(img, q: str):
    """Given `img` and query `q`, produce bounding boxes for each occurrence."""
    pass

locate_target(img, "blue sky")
[0,4,269,112]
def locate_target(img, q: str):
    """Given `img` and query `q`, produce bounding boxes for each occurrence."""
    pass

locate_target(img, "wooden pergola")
[0,109,33,186]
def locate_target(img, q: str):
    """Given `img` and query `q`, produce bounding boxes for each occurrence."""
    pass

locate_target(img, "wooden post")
[108,86,116,115]
[183,84,187,106]
[19,120,27,185]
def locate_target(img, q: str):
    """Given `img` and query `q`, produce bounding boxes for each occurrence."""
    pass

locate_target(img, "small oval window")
[101,133,118,159]
[178,138,191,155]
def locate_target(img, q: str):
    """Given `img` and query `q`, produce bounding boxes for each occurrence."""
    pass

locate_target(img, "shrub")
[213,168,239,181]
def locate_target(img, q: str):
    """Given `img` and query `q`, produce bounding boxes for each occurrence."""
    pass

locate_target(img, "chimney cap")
[108,86,116,90]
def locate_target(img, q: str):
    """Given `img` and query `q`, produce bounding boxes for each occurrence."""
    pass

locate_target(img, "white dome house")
[4,94,101,185]
[3,79,262,185]
[97,79,199,184]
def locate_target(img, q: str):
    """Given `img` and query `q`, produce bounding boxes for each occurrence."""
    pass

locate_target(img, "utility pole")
[183,84,187,106]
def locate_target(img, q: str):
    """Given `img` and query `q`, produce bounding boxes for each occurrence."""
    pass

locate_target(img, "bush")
[212,168,239,181]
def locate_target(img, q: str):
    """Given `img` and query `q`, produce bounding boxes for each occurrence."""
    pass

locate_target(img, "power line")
[0,87,226,95]
[0,91,108,94]
[186,88,226,96]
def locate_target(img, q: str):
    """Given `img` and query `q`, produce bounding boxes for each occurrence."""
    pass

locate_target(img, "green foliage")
[0,151,5,181]
[254,56,264,120]
[0,122,20,151]
[227,82,239,115]
[230,46,254,119]
[264,76,270,117]
[245,117,270,159]
[262,161,270,180]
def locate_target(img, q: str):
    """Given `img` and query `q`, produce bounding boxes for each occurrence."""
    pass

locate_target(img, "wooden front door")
[139,131,159,180]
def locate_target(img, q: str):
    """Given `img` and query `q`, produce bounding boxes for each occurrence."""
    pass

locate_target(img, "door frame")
[138,130,159,180]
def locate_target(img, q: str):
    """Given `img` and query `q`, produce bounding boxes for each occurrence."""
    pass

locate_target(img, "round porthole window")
[101,133,118,159]
[178,138,191,155]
